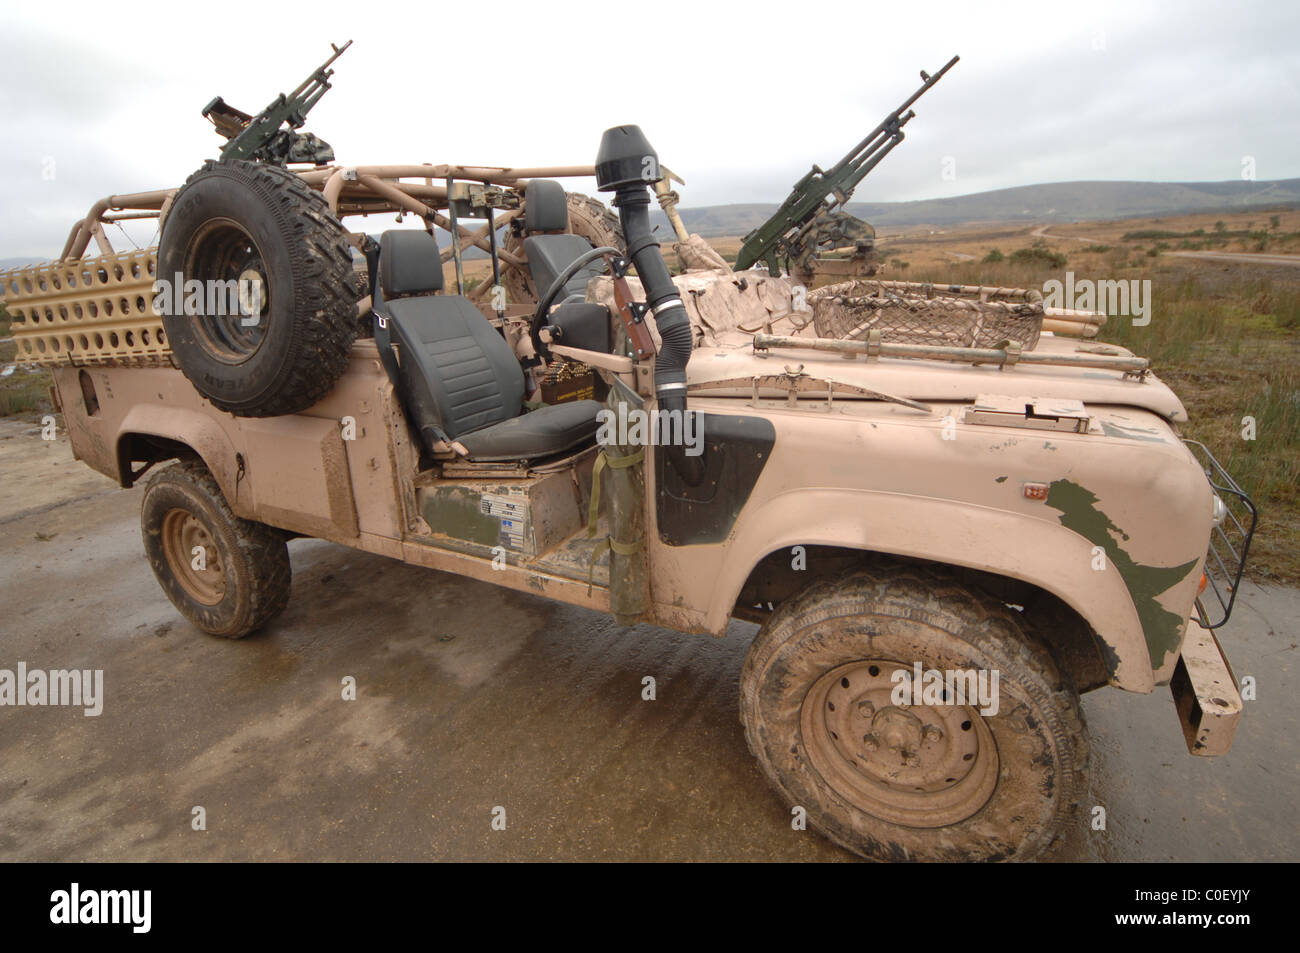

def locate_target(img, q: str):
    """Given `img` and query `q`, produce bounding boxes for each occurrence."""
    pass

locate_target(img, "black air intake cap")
[596,125,662,191]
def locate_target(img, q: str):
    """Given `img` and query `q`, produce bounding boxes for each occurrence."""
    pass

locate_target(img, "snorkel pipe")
[595,125,694,416]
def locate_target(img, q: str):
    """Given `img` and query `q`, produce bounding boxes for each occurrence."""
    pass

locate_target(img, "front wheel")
[141,461,291,638]
[740,565,1089,862]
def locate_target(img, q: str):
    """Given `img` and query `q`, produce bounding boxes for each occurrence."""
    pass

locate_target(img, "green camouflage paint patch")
[1099,420,1170,444]
[420,486,502,547]
[1046,479,1198,671]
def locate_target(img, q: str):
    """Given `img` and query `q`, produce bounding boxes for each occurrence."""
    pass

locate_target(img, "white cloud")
[0,0,1297,256]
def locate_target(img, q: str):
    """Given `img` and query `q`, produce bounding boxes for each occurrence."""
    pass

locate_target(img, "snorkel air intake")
[596,125,693,415]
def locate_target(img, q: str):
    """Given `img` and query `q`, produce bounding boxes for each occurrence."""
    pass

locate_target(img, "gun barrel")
[733,55,958,273]
[830,56,956,178]
[212,40,353,164]
[288,39,353,101]
[299,83,332,114]
[827,116,906,183]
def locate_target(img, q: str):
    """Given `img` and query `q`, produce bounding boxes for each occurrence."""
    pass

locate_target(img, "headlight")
[1211,493,1228,527]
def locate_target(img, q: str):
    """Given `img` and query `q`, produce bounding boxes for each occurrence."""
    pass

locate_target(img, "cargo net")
[808,279,1044,350]
[1,248,172,368]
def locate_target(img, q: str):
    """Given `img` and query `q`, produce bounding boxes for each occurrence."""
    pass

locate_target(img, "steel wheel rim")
[160,508,226,605]
[182,218,270,364]
[800,659,999,828]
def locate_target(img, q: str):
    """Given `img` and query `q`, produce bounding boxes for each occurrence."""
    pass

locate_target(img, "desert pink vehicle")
[1,53,1254,860]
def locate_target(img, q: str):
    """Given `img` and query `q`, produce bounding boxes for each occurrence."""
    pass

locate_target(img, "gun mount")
[734,55,959,284]
[202,40,353,165]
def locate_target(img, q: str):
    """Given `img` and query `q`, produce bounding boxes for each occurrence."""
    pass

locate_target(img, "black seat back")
[523,178,571,233]
[373,230,524,449]
[521,179,604,300]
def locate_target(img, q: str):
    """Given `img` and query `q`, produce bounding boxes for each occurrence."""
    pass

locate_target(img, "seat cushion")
[524,233,603,300]
[383,294,524,444]
[458,399,603,462]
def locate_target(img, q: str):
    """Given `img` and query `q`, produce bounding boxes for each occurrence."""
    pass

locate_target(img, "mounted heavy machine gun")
[734,55,959,285]
[201,40,353,165]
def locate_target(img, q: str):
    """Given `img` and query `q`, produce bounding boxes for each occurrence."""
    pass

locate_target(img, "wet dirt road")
[0,422,1296,862]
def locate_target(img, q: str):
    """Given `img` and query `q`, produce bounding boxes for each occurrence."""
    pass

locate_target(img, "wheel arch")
[114,405,244,509]
[714,489,1156,693]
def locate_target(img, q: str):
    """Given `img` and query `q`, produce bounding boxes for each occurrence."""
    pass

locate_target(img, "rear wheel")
[158,159,361,417]
[141,461,290,638]
[740,564,1089,862]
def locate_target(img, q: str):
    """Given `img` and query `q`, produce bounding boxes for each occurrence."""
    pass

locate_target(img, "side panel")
[237,416,358,540]
[646,397,1212,693]
[53,342,406,547]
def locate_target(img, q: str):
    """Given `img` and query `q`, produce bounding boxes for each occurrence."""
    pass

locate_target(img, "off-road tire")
[141,460,291,639]
[740,564,1089,862]
[158,159,361,417]
[566,192,625,252]
[502,192,625,305]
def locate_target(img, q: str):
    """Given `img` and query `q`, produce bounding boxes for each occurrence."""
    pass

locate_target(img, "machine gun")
[734,55,959,282]
[201,40,353,165]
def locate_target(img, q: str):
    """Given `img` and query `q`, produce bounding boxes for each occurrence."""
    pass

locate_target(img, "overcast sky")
[1,0,1297,257]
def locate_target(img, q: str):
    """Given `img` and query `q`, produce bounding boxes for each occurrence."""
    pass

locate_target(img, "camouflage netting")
[588,234,811,348]
[808,279,1045,350]
[589,241,1050,351]
[674,234,731,274]
[850,279,1042,304]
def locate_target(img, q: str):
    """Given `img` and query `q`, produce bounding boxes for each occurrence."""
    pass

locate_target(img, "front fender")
[705,489,1158,693]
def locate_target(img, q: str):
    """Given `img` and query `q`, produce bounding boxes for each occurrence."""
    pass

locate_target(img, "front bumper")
[1171,625,1242,756]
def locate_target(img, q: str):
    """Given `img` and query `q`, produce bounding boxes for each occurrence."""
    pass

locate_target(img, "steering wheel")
[529,245,621,363]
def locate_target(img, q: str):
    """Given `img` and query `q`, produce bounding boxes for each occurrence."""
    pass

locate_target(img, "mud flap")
[1170,624,1242,756]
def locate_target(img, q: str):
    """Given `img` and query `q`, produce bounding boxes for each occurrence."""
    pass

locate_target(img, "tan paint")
[1171,625,1243,755]
[237,415,358,541]
[4,249,168,368]
[642,394,1212,694]
[54,345,1212,697]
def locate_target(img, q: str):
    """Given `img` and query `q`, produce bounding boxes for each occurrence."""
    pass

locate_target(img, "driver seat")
[372,230,603,463]
[521,179,606,302]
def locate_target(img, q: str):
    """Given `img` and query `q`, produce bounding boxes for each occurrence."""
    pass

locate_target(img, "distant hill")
[665,178,1300,237]
[6,178,1299,264]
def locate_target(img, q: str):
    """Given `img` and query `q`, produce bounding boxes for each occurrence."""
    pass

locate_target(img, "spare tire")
[158,159,361,417]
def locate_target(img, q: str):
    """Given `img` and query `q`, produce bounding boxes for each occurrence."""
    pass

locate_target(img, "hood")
[685,334,1188,422]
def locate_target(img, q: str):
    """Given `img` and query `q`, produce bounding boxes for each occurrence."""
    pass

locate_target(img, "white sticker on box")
[480,494,527,521]
[482,494,528,551]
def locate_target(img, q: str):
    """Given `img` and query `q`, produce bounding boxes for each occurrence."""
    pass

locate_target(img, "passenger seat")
[521,179,606,302]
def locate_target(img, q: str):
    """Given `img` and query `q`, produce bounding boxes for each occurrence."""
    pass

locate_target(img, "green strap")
[586,447,644,538]
[585,447,645,593]
[587,534,644,594]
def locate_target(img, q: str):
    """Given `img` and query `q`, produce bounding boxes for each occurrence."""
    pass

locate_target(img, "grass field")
[0,309,53,417]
